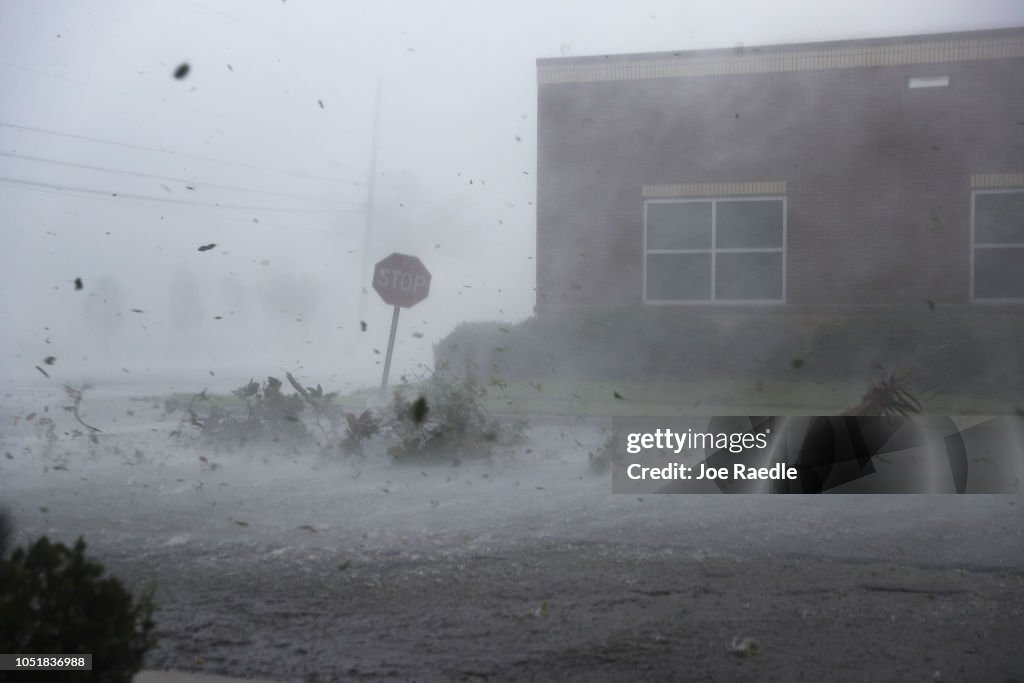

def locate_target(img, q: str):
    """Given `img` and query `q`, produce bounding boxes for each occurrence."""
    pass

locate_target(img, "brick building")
[535,27,1024,314]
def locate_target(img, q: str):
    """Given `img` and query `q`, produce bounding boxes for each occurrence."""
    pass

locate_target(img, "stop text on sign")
[375,268,428,295]
[372,252,431,308]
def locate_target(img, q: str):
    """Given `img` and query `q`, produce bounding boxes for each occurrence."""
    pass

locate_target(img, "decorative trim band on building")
[971,173,1024,188]
[643,181,787,198]
[539,33,1024,85]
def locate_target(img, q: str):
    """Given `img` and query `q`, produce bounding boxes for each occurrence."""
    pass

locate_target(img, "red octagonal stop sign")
[372,253,431,308]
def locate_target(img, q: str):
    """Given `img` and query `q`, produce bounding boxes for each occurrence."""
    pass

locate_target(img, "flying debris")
[43,356,56,365]
[35,366,50,378]
[131,309,144,313]
[226,64,233,71]
[927,299,936,313]
[173,63,190,79]
[613,391,625,400]
[360,321,367,332]
[318,99,324,109]
[411,396,429,424]
[845,372,922,418]
[790,358,805,369]
[198,243,216,252]
[74,277,83,290]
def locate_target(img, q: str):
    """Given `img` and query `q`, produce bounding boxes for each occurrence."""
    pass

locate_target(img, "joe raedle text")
[626,462,797,482]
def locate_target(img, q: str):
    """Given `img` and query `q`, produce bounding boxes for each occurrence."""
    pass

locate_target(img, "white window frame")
[643,196,787,304]
[970,189,1024,302]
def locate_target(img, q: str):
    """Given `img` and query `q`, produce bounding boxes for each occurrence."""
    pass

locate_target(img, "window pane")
[715,252,783,300]
[646,202,712,250]
[975,192,1024,244]
[974,246,1024,299]
[646,253,711,300]
[716,200,784,248]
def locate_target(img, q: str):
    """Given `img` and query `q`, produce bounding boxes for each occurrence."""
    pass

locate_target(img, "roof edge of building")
[537,26,1024,84]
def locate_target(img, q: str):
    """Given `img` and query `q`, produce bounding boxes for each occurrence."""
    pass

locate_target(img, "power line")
[0,59,361,184]
[0,121,359,186]
[0,151,352,204]
[0,175,361,213]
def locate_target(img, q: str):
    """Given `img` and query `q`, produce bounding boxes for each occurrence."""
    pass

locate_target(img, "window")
[644,197,785,303]
[972,190,1024,301]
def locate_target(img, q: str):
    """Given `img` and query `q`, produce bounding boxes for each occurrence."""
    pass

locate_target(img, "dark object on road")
[173,62,190,79]
[74,277,83,290]
[845,372,922,418]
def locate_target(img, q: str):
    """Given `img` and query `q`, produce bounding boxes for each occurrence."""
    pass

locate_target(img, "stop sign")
[372,253,431,308]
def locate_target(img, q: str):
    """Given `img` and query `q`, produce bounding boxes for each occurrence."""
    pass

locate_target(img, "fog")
[2,2,1024,681]
[2,0,1021,389]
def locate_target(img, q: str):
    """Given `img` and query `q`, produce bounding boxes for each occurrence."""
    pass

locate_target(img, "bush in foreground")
[0,526,156,683]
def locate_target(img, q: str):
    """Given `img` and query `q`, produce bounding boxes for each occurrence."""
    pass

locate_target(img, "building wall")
[535,29,1024,312]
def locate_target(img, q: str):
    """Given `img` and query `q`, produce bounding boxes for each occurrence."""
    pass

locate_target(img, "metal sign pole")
[379,305,401,400]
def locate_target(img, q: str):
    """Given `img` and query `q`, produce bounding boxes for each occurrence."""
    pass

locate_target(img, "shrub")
[434,308,723,382]
[437,305,1018,393]
[808,307,993,390]
[385,366,522,461]
[176,377,309,447]
[339,409,381,455]
[0,534,156,683]
[172,374,352,449]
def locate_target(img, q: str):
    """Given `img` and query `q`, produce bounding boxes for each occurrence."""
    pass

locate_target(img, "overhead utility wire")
[0,121,358,186]
[0,60,357,181]
[0,175,359,213]
[0,151,351,204]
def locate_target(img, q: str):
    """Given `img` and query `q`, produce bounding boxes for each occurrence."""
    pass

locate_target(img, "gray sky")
[1,0,1022,391]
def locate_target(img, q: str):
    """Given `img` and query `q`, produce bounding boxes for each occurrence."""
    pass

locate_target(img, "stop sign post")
[372,253,431,399]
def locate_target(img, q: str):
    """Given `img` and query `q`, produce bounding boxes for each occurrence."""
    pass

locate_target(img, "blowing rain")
[1,2,1023,682]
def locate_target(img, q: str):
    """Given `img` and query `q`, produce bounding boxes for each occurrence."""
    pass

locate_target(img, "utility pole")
[359,78,383,316]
